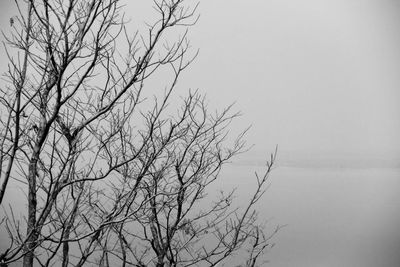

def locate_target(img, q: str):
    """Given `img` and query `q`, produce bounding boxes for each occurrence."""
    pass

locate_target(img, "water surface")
[219,153,400,267]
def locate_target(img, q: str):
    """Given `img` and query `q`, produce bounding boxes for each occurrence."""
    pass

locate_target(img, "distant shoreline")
[231,150,400,169]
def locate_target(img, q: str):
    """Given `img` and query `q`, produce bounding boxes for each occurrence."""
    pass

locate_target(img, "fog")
[1,0,399,155]
[182,0,400,156]
[0,0,399,266]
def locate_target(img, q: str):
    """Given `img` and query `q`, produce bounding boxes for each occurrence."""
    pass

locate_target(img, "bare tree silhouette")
[0,1,279,266]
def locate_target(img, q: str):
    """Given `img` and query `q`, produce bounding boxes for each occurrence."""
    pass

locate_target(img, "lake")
[1,152,399,266]
[218,151,400,267]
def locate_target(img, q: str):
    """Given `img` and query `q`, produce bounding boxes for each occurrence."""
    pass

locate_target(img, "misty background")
[0,0,399,266]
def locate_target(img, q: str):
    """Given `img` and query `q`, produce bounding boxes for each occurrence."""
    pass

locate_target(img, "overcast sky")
[1,0,399,157]
[185,0,400,156]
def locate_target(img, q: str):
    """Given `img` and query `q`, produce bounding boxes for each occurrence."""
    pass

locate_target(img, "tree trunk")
[22,150,40,267]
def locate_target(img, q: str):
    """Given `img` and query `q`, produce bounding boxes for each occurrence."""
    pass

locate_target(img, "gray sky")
[181,0,400,156]
[0,0,399,156]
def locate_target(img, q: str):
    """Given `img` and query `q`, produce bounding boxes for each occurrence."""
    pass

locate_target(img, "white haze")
[0,0,399,266]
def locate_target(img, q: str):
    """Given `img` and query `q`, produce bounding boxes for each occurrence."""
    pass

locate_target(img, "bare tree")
[0,0,279,266]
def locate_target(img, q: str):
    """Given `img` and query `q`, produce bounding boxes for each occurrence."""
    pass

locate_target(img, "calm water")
[1,154,399,266]
[218,159,400,267]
